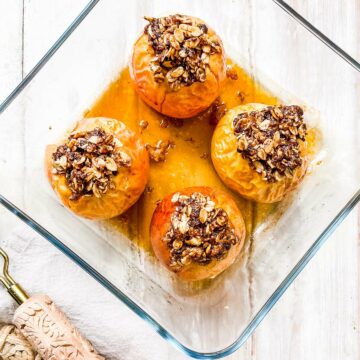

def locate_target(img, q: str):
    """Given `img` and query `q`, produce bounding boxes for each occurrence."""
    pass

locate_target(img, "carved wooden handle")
[13,295,105,360]
[0,324,40,360]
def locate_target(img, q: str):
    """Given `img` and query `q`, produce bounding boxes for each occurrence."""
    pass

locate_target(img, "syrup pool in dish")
[84,60,318,254]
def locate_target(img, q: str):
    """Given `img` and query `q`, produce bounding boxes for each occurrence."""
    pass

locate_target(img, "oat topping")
[146,139,174,162]
[144,14,222,91]
[52,128,132,200]
[233,105,307,182]
[163,192,239,270]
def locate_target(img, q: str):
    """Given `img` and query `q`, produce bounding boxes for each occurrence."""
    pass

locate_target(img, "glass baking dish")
[0,0,359,357]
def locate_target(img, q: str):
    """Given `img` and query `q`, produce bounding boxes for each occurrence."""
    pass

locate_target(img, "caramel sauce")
[84,60,314,253]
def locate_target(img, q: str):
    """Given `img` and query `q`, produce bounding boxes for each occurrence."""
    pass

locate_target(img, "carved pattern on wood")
[0,324,40,360]
[13,295,104,360]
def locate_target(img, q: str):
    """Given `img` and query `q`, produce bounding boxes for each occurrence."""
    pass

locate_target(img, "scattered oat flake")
[145,139,174,162]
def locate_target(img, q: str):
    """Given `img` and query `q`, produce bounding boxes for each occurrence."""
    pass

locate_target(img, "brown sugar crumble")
[163,192,239,270]
[144,14,222,91]
[51,128,132,200]
[233,105,307,183]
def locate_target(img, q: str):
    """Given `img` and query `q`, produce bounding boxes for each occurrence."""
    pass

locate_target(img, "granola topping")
[144,14,222,91]
[52,128,132,200]
[163,192,239,270]
[233,105,307,182]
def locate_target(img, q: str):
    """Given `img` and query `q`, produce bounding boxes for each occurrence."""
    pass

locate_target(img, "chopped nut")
[174,28,185,42]
[59,155,67,168]
[171,192,180,203]
[173,240,183,250]
[170,66,184,78]
[199,208,208,223]
[181,256,191,265]
[263,139,273,154]
[233,105,307,183]
[237,136,248,151]
[144,15,222,90]
[179,220,189,234]
[186,237,202,246]
[257,148,267,161]
[259,120,270,131]
[88,136,100,144]
[185,205,192,216]
[105,157,118,172]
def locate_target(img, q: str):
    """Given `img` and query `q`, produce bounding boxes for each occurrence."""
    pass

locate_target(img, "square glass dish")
[0,0,359,357]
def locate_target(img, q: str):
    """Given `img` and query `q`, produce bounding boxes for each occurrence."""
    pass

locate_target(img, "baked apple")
[46,117,149,220]
[130,14,226,119]
[150,186,246,281]
[211,104,308,203]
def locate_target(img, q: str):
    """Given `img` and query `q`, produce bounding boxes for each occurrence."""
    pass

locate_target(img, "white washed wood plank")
[0,0,23,98]
[22,0,88,74]
[287,0,360,61]
[0,0,24,239]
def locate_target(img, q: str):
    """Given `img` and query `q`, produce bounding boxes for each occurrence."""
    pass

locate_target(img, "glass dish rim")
[0,1,359,358]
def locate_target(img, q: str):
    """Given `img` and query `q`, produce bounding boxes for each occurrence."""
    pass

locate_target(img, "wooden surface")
[0,1,358,359]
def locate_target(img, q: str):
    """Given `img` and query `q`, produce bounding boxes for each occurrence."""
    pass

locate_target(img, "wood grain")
[0,1,358,359]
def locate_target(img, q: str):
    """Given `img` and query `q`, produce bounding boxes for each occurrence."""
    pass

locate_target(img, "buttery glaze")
[84,60,315,252]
